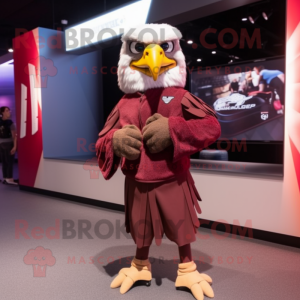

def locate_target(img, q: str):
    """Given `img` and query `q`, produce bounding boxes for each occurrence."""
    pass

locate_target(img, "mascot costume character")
[96,23,221,300]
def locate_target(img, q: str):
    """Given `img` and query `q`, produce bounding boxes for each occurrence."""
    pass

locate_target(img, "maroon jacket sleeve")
[168,92,221,163]
[95,104,122,180]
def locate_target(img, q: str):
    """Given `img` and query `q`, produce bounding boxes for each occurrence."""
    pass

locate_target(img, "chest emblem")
[162,96,174,104]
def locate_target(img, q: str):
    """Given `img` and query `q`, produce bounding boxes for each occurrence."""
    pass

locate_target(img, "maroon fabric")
[178,244,192,263]
[96,128,121,180]
[124,171,202,248]
[135,246,150,260]
[95,87,221,181]
[181,92,217,119]
[134,244,192,261]
[96,105,121,180]
[98,104,120,137]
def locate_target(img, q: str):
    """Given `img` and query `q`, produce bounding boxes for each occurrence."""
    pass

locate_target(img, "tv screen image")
[190,58,285,141]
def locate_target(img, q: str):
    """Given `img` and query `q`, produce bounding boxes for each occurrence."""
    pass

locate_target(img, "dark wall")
[190,141,284,164]
[147,0,261,25]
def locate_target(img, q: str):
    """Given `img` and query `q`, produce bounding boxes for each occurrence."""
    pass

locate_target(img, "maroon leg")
[178,243,192,263]
[135,246,150,260]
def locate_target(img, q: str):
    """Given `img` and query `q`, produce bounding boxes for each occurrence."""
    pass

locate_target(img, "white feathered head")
[117,23,187,94]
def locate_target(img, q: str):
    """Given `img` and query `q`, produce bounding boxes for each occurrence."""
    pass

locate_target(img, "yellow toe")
[191,283,204,300]
[199,273,213,284]
[200,280,214,298]
[110,273,126,288]
[120,276,134,294]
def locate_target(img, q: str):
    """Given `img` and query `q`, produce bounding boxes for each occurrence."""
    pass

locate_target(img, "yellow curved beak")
[130,44,177,81]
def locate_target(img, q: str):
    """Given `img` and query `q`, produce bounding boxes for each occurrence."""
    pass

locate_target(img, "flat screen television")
[190,58,285,142]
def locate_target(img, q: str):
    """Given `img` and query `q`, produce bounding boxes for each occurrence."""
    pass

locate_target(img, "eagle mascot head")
[117,23,187,94]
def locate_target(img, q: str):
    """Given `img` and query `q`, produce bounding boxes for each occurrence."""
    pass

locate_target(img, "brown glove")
[142,113,173,153]
[113,125,142,160]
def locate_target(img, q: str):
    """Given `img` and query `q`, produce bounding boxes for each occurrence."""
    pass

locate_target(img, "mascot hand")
[142,113,173,153]
[113,125,142,160]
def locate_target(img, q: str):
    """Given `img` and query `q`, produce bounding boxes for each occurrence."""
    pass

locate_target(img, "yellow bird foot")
[110,257,152,294]
[175,260,214,300]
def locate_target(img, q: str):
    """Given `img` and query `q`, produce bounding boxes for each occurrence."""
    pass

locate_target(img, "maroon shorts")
[124,171,202,248]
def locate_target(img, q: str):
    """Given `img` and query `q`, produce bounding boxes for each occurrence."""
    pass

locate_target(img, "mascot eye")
[130,42,145,54]
[160,41,174,52]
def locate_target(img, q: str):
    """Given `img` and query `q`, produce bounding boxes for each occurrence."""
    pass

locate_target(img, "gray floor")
[1,163,300,300]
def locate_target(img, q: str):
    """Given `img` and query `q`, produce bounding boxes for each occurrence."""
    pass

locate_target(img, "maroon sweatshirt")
[95,86,221,182]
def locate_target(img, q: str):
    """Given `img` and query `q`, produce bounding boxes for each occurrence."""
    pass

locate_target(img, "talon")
[200,280,214,298]
[110,257,152,294]
[111,273,126,288]
[120,276,134,294]
[191,283,204,300]
[199,273,213,284]
[175,261,214,299]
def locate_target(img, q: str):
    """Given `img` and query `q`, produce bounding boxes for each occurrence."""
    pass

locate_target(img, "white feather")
[121,23,182,44]
[117,23,186,94]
